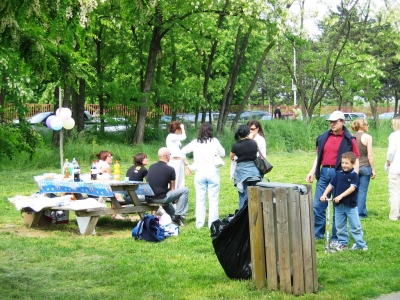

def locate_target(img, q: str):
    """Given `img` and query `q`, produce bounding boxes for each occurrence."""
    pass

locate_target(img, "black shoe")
[172,215,185,227]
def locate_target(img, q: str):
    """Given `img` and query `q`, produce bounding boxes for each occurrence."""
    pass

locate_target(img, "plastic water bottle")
[90,160,98,180]
[63,159,70,178]
[113,160,121,180]
[70,158,76,176]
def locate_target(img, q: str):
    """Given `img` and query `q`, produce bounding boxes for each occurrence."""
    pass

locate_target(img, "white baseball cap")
[327,111,345,121]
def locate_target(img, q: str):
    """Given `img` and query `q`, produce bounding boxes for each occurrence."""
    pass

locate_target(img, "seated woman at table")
[95,150,113,178]
[124,153,149,204]
[95,150,127,221]
[126,153,149,181]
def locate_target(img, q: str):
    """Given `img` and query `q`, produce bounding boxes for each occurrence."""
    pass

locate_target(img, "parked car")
[86,116,129,132]
[343,112,367,122]
[209,112,236,122]
[14,111,127,132]
[239,110,272,122]
[377,112,395,119]
[13,111,92,126]
[184,113,214,123]
[160,115,172,123]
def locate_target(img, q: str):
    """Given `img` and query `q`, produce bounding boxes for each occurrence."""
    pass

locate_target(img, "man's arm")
[306,156,318,183]
[169,180,176,191]
[366,135,376,179]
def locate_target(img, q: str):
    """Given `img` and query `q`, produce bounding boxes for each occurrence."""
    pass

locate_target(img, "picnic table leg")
[84,216,99,235]
[76,215,98,235]
[126,189,145,219]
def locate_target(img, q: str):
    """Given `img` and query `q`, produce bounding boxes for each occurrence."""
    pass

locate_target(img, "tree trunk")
[218,26,251,133]
[204,0,228,130]
[228,41,275,132]
[132,6,163,145]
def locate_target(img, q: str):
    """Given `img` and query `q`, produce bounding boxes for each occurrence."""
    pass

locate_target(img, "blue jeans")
[335,204,366,248]
[357,166,372,218]
[194,170,220,228]
[313,167,337,240]
[239,181,258,209]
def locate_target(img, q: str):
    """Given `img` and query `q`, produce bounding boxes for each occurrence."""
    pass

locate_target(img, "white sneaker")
[156,207,166,216]
[330,240,339,248]
[351,243,368,251]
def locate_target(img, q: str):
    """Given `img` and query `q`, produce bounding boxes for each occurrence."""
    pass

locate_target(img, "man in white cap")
[306,111,360,245]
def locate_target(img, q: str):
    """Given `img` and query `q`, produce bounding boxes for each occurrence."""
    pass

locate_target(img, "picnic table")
[9,175,163,235]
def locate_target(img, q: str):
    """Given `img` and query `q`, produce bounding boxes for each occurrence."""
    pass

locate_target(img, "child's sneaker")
[351,243,368,251]
[335,244,348,251]
[330,240,339,248]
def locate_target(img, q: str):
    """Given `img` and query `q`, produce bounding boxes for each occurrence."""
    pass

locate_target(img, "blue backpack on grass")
[132,214,165,242]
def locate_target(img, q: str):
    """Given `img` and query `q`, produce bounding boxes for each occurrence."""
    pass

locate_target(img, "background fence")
[3,103,394,120]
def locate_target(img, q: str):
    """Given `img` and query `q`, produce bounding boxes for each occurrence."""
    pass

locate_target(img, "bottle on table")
[113,160,121,181]
[71,158,76,176]
[63,159,70,178]
[74,160,81,182]
[90,160,98,180]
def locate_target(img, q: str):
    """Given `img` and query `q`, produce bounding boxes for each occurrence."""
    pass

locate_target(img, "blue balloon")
[50,116,63,131]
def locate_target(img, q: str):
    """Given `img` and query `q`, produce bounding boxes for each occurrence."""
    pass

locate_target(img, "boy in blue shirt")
[320,151,368,251]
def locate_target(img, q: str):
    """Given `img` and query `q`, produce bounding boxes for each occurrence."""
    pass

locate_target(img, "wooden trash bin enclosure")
[247,182,318,295]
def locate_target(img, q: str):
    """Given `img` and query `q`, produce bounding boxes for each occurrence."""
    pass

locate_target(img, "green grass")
[1,146,399,299]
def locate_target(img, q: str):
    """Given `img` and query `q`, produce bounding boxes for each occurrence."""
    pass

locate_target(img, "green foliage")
[261,120,315,153]
[143,126,164,143]
[0,124,44,162]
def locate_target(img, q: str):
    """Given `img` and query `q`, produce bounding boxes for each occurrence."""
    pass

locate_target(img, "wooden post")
[248,186,266,289]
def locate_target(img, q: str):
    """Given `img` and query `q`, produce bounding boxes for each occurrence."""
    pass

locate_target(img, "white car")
[343,112,367,122]
[378,112,395,119]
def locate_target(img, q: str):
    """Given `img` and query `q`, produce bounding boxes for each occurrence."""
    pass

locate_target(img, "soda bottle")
[74,160,81,182]
[63,159,70,178]
[113,160,121,181]
[90,160,98,180]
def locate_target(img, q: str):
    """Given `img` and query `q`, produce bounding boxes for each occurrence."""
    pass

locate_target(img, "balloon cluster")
[46,108,75,130]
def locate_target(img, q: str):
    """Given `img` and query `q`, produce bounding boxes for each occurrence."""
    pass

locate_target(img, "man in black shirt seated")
[146,147,189,226]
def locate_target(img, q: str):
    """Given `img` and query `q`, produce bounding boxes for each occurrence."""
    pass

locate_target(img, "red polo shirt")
[319,130,360,166]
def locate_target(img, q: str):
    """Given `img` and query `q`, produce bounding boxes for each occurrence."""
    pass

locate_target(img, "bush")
[0,123,43,162]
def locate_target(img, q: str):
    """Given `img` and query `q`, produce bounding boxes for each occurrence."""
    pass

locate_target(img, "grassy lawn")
[0,148,399,299]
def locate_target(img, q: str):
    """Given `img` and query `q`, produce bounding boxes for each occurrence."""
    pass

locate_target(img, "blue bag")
[132,214,165,242]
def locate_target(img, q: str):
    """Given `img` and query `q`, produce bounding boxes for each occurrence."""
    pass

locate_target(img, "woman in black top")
[126,153,148,181]
[230,125,262,208]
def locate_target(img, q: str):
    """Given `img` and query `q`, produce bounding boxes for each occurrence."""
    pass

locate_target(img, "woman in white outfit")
[166,121,190,189]
[247,120,267,158]
[181,123,225,228]
[386,116,400,221]
[95,150,125,220]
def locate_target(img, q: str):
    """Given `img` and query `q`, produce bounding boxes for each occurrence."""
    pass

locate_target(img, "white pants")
[194,169,220,228]
[388,173,400,220]
[168,159,185,189]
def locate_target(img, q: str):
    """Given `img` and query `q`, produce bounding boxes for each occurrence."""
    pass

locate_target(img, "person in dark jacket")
[306,111,360,245]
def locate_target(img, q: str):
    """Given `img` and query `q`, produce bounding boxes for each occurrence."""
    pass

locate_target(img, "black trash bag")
[210,204,251,280]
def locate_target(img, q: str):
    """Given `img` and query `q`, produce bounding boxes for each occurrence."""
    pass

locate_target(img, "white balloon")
[50,116,63,130]
[56,108,60,116]
[60,108,72,120]
[63,118,75,130]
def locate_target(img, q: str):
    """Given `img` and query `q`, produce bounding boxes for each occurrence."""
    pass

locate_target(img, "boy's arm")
[320,184,333,202]
[333,185,356,203]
